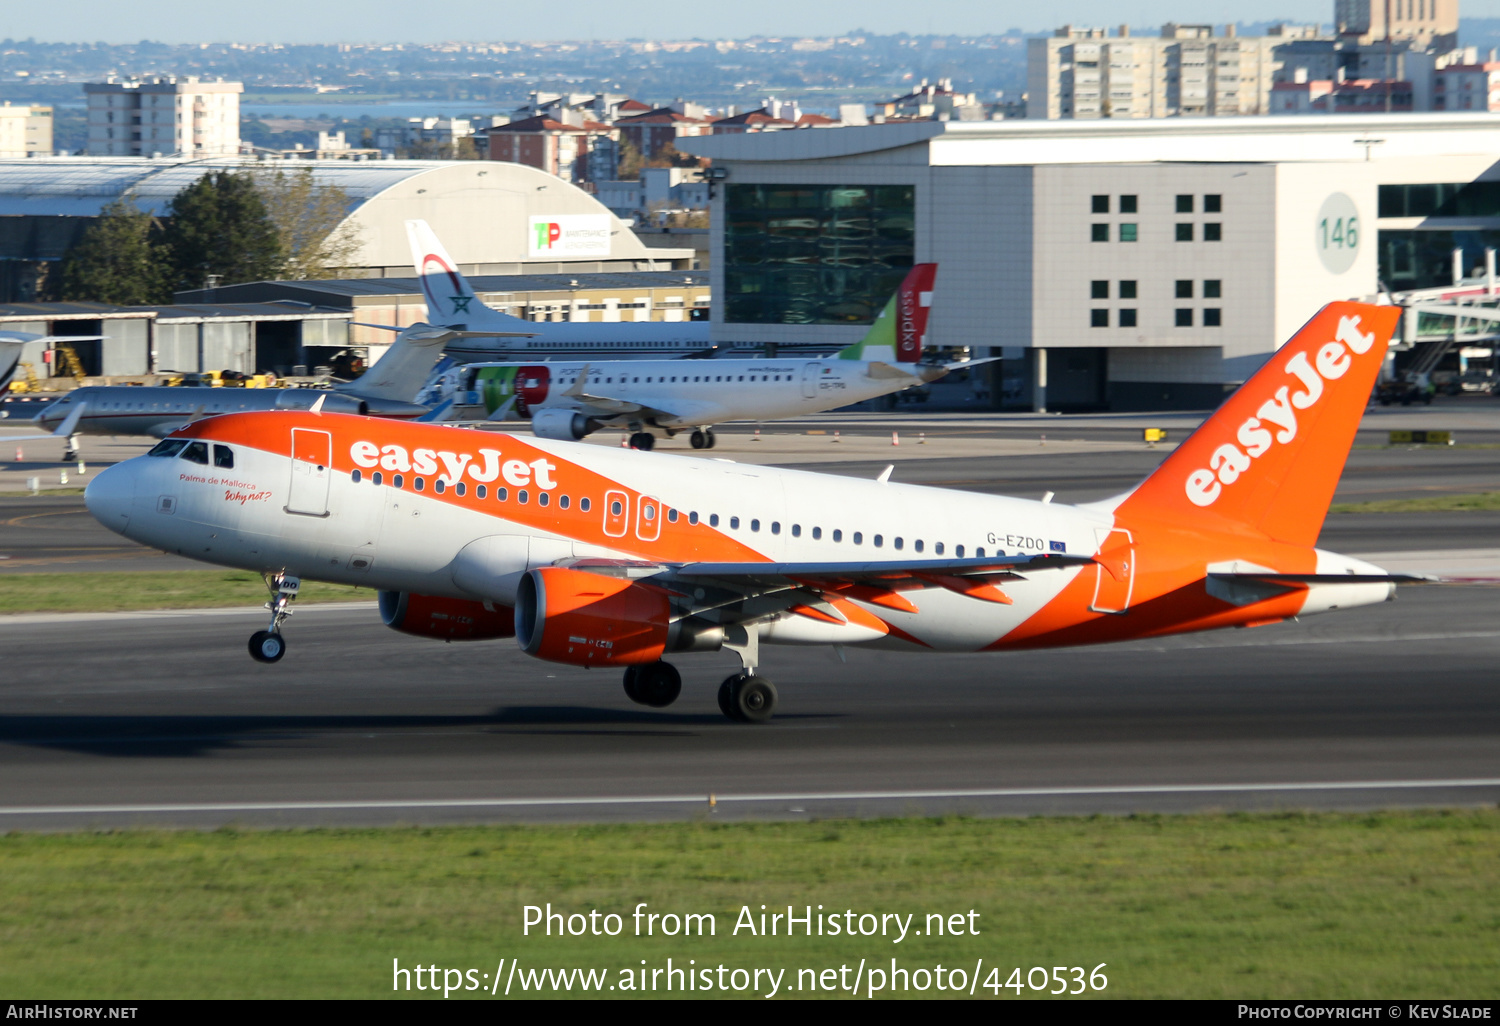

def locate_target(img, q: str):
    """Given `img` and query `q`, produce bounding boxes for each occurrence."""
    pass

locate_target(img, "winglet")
[309,393,326,414]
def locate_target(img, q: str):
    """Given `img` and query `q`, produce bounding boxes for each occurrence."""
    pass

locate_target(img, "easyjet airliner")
[84,303,1415,722]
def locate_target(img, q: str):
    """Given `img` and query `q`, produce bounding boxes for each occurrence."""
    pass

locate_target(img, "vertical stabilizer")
[406,220,530,330]
[836,263,937,363]
[1116,302,1402,547]
[339,326,452,403]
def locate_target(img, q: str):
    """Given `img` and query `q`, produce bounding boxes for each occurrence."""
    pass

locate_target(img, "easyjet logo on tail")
[1185,315,1376,508]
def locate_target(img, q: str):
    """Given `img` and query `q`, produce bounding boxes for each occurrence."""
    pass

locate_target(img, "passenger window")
[394,475,404,489]
[668,509,678,523]
[853,532,863,545]
[772,522,781,534]
[434,480,445,494]
[935,542,944,555]
[373,472,384,486]
[456,483,467,497]
[730,516,740,529]
[956,544,965,557]
[559,495,569,509]
[476,484,486,499]
[874,534,883,547]
[751,519,760,532]
[611,499,623,516]
[148,439,187,458]
[976,548,985,557]
[415,478,425,491]
[689,511,700,525]
[791,524,800,537]
[580,498,591,512]
[914,540,923,553]
[180,441,209,465]
[351,470,362,483]
[894,537,904,550]
[709,513,718,527]
[518,490,529,504]
[832,529,842,542]
[497,487,509,501]
[811,527,821,540]
[539,492,550,507]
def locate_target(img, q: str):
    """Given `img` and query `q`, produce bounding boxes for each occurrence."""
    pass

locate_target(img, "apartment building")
[84,78,241,157]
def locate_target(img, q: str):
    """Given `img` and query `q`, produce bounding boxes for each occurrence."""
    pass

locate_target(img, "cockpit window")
[180,441,210,465]
[212,444,234,469]
[147,439,188,458]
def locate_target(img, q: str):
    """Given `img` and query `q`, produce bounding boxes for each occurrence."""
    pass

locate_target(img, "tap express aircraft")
[32,323,489,459]
[409,220,713,362]
[84,302,1415,723]
[446,263,947,450]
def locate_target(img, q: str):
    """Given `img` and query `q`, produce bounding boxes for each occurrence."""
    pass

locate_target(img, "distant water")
[241,101,519,120]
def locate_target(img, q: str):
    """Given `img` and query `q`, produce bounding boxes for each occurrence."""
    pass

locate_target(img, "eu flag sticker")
[1049,540,1066,552]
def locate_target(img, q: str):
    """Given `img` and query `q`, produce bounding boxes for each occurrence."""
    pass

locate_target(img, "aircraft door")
[801,363,819,399]
[286,428,332,517]
[1090,528,1134,614]
[635,495,662,542]
[603,489,629,538]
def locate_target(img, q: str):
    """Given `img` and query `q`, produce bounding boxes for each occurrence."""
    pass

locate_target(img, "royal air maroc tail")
[84,302,1414,722]
[406,220,711,361]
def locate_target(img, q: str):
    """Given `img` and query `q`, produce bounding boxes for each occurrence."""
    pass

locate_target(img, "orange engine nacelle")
[515,567,673,667]
[378,591,516,641]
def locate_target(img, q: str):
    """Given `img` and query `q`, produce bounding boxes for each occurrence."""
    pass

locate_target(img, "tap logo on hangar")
[349,440,558,490]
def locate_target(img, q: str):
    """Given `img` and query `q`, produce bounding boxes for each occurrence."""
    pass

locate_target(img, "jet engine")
[530,408,602,441]
[515,567,724,666]
[378,591,515,640]
[274,390,369,416]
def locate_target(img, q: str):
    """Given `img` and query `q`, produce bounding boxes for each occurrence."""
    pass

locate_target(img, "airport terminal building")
[683,114,1500,410]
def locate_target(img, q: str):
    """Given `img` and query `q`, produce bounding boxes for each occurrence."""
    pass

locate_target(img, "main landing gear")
[689,428,717,450]
[627,432,656,451]
[620,627,777,723]
[62,433,81,463]
[248,572,300,663]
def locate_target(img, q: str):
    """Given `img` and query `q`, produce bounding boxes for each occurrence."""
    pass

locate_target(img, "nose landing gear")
[248,572,300,664]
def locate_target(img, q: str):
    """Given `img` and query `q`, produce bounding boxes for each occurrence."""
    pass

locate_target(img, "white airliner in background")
[432,263,950,450]
[409,220,712,361]
[31,323,468,458]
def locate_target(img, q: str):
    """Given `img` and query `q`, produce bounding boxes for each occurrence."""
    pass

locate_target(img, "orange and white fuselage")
[84,303,1405,660]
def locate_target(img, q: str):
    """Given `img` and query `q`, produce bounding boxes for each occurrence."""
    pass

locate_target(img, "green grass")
[0,570,369,613]
[0,812,1496,998]
[1329,491,1500,514]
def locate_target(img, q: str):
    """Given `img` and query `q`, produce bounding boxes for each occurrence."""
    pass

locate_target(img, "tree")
[57,197,169,305]
[616,137,644,180]
[157,170,283,294]
[254,165,363,280]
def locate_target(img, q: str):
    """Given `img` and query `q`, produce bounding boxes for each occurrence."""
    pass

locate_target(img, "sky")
[7,1,1500,45]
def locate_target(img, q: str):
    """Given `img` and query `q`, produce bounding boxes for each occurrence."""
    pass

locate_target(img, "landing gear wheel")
[629,432,655,451]
[704,429,717,449]
[720,674,777,723]
[690,429,707,450]
[248,630,285,663]
[627,661,681,707]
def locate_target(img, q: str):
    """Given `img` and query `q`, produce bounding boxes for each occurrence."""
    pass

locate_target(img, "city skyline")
[10,2,1500,45]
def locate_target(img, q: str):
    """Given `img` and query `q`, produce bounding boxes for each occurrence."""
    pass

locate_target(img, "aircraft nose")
[84,462,135,536]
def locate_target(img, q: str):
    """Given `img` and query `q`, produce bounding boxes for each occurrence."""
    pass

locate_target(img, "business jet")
[84,302,1415,723]
[32,323,498,459]
[409,220,712,361]
[441,263,948,450]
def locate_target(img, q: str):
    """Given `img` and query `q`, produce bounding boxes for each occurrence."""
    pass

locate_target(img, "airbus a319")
[84,302,1415,723]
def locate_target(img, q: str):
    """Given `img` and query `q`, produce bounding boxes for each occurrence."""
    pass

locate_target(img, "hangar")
[0,156,693,302]
[682,113,1500,410]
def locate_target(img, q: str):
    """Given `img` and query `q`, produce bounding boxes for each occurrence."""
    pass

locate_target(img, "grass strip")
[1329,491,1500,514]
[0,570,369,613]
[0,811,1495,999]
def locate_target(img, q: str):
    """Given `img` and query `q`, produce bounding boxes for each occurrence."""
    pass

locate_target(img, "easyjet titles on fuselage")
[348,440,558,490]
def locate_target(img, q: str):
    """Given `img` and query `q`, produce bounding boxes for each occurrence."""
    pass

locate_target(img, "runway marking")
[2,777,1499,817]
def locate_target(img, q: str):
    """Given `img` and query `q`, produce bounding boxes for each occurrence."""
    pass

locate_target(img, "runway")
[0,583,1497,828]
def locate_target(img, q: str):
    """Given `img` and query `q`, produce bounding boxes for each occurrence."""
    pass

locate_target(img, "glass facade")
[1379,228,1500,290]
[1378,182,1500,219]
[723,184,915,325]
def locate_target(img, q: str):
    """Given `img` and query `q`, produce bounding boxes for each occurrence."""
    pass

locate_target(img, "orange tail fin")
[1116,301,1402,547]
